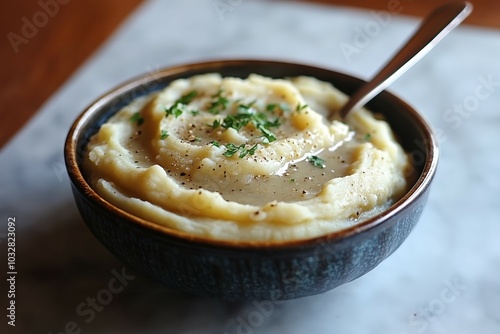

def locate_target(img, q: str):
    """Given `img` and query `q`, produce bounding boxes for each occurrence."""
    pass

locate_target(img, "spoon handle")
[339,1,473,119]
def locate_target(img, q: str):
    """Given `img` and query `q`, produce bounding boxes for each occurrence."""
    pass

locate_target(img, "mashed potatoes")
[84,74,409,241]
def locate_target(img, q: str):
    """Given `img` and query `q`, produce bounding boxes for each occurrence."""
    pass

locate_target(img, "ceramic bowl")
[64,60,438,301]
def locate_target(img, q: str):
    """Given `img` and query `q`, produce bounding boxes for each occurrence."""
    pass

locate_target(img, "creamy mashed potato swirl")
[84,74,409,241]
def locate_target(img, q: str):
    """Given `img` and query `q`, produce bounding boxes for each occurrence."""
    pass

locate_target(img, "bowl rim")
[64,59,439,250]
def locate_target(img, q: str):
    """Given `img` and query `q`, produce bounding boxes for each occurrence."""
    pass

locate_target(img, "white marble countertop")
[1,0,499,333]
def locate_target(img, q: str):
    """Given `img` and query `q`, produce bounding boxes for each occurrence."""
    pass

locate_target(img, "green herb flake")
[296,103,308,112]
[208,90,229,114]
[165,90,198,118]
[266,103,277,112]
[257,124,277,143]
[254,112,279,142]
[179,90,198,104]
[290,178,296,183]
[308,155,326,169]
[266,103,290,113]
[165,105,184,118]
[257,113,280,128]
[209,119,221,129]
[222,113,253,131]
[223,143,241,157]
[220,111,279,143]
[241,143,259,158]
[210,141,220,147]
[160,130,169,140]
[237,100,256,113]
[130,112,144,126]
[364,133,372,141]
[222,143,260,158]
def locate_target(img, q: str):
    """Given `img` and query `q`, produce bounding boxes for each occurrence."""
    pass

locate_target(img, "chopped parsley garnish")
[209,119,221,129]
[257,123,277,143]
[223,143,242,157]
[222,113,253,131]
[237,100,256,113]
[165,90,198,118]
[206,93,288,158]
[266,103,278,112]
[223,143,260,158]
[177,90,198,104]
[130,112,144,125]
[254,112,280,128]
[160,130,169,139]
[308,155,326,169]
[165,105,183,118]
[253,112,280,142]
[364,133,372,141]
[266,103,290,113]
[220,110,280,143]
[296,103,308,112]
[244,143,260,158]
[208,90,229,114]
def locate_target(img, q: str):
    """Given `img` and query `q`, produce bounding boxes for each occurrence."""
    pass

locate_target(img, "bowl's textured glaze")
[65,60,438,301]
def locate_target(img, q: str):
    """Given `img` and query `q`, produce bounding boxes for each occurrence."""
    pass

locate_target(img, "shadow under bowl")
[64,59,438,301]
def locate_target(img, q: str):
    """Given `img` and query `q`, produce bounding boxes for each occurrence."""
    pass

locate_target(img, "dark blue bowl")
[64,60,438,301]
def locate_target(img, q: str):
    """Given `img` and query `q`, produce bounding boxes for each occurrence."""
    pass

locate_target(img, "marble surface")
[1,0,499,332]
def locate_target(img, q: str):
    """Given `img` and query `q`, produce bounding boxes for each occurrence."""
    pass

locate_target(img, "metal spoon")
[337,1,473,119]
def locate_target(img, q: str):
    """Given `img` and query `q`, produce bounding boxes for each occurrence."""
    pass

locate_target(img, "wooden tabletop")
[0,0,496,148]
